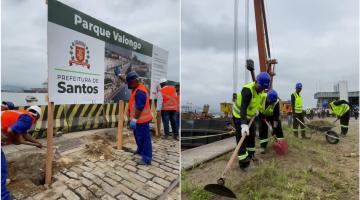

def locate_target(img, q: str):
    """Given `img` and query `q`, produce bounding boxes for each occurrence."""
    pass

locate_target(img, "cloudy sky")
[182,0,359,111]
[1,0,179,89]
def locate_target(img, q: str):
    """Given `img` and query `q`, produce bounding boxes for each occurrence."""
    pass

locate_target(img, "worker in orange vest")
[1,106,43,200]
[157,78,179,140]
[126,71,153,165]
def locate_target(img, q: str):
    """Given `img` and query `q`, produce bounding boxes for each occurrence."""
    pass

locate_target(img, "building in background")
[314,81,359,108]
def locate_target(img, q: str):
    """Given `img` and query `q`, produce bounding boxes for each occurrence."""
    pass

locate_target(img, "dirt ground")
[182,118,359,200]
[6,130,136,199]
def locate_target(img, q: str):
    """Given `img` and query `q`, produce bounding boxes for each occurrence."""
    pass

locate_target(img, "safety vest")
[160,86,178,111]
[329,101,350,117]
[232,82,262,119]
[1,110,36,144]
[293,92,303,113]
[128,84,153,123]
[259,93,279,116]
[175,95,180,112]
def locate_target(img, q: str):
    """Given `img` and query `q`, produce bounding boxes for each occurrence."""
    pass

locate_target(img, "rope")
[181,130,235,140]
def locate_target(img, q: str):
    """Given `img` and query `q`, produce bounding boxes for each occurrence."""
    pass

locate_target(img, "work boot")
[137,159,151,165]
[340,133,347,137]
[239,157,251,171]
[163,135,169,140]
[173,135,179,141]
[239,162,250,172]
[259,147,267,154]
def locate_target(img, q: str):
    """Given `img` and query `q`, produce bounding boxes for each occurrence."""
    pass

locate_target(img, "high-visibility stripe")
[260,138,269,144]
[246,147,256,152]
[277,137,285,140]
[238,151,248,160]
[340,124,349,128]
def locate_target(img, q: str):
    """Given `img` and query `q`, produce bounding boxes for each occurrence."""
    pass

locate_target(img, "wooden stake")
[117,100,125,150]
[45,101,54,184]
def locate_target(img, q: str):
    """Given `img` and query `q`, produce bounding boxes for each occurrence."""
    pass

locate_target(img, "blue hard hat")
[126,71,139,83]
[256,72,271,89]
[296,82,302,89]
[322,102,328,108]
[267,90,278,103]
[2,101,15,110]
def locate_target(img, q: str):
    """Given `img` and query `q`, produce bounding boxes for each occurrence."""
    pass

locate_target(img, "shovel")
[23,142,61,157]
[204,116,256,198]
[263,119,288,155]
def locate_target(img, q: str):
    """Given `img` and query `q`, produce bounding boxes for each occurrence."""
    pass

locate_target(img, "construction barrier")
[103,103,120,128]
[11,99,162,139]
[13,102,133,139]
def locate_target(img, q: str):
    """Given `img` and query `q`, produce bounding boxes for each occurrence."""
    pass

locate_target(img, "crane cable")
[244,0,250,84]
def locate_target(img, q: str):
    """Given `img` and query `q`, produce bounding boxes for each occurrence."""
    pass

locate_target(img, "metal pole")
[233,0,239,93]
[245,0,250,84]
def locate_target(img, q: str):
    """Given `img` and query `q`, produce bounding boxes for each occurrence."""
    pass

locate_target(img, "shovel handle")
[295,117,306,127]
[22,142,47,148]
[263,119,277,141]
[221,116,256,178]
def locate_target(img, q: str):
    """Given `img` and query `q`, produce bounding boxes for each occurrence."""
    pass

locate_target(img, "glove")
[241,124,249,137]
[130,119,137,130]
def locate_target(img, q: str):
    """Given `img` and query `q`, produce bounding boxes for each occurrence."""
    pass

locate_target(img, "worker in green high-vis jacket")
[291,82,309,139]
[323,100,351,136]
[232,72,270,171]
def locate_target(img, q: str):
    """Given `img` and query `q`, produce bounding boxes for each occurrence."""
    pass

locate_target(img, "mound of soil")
[84,139,115,160]
[308,120,335,127]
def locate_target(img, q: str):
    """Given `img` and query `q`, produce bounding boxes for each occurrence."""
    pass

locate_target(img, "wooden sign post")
[45,101,54,184]
[117,100,125,150]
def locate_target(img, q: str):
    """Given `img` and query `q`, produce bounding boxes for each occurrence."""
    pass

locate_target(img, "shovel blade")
[204,184,237,198]
[272,140,288,155]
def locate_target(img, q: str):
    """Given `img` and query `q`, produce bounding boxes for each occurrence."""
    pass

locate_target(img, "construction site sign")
[48,0,168,104]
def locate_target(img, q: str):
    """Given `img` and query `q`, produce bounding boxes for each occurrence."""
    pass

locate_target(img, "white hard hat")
[159,78,167,84]
[27,105,41,118]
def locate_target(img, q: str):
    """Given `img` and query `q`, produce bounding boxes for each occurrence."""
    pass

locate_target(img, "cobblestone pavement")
[11,131,179,200]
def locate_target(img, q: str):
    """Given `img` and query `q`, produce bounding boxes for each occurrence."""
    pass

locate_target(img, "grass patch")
[181,171,214,200]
